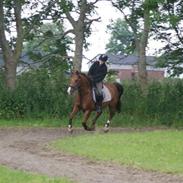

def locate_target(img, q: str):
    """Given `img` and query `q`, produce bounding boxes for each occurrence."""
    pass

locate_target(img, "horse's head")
[67,70,81,95]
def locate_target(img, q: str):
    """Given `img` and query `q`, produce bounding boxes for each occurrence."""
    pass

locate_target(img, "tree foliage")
[23,23,72,68]
[153,0,183,77]
[111,0,158,92]
[57,0,100,71]
[106,18,134,54]
[0,0,101,88]
[110,0,183,77]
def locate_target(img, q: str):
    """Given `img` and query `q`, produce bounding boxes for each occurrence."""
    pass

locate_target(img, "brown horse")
[67,70,123,132]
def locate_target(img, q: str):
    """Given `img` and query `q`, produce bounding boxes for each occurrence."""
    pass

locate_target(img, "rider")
[88,54,108,113]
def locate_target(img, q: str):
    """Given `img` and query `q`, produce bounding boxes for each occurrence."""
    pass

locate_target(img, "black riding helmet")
[99,54,108,62]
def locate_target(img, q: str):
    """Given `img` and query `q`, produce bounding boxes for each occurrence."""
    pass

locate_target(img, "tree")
[24,22,71,64]
[0,0,72,90]
[58,0,100,71]
[106,18,134,54]
[153,0,183,77]
[0,0,23,91]
[111,0,164,92]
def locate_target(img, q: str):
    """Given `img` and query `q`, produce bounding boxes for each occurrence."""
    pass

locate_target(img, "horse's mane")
[79,72,92,87]
[79,72,88,78]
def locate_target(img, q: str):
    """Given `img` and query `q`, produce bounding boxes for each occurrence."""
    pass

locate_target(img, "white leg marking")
[67,87,71,95]
[104,120,110,132]
[107,120,110,124]
[68,124,73,133]
[105,120,110,127]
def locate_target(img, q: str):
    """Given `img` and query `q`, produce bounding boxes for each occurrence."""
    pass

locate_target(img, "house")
[88,54,165,81]
[0,50,41,73]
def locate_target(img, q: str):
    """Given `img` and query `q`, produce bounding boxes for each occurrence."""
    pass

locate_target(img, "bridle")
[68,73,81,93]
[68,72,91,95]
[69,81,80,91]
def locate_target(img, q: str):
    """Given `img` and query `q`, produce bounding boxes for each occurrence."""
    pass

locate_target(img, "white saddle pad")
[92,85,112,103]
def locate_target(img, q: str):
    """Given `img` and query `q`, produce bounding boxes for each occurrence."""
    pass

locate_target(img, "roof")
[0,51,40,69]
[107,54,156,66]
[89,54,157,66]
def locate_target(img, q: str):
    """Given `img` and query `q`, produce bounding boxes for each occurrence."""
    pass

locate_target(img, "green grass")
[52,130,183,174]
[0,118,80,128]
[0,166,73,183]
[98,112,165,128]
[0,111,181,128]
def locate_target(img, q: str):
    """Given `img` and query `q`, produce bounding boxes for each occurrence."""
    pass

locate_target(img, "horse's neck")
[79,76,92,96]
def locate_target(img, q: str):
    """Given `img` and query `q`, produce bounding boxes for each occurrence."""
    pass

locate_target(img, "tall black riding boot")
[96,103,102,113]
[95,95,103,113]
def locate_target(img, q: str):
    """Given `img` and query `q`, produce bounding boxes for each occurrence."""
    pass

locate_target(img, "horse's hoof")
[68,129,73,134]
[82,123,91,131]
[68,127,73,134]
[104,127,109,133]
[104,125,109,133]
[85,127,92,131]
[84,127,95,131]
[90,126,96,131]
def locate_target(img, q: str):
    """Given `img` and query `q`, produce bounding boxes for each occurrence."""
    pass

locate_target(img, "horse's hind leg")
[82,110,92,131]
[90,111,102,131]
[104,107,115,133]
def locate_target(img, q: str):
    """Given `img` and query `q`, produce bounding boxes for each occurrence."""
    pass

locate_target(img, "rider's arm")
[88,61,97,76]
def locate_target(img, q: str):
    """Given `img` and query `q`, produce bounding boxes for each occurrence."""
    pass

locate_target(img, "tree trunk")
[137,4,150,94]
[73,31,84,71]
[65,0,88,71]
[0,0,23,91]
[4,56,17,90]
[138,45,148,91]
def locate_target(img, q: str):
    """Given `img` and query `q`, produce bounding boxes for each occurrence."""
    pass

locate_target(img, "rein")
[69,72,92,94]
[69,82,80,91]
[79,73,92,88]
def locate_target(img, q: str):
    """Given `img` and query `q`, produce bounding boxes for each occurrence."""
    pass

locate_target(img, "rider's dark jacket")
[88,61,107,83]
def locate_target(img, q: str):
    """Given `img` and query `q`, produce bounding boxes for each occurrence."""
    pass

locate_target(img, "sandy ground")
[0,127,183,183]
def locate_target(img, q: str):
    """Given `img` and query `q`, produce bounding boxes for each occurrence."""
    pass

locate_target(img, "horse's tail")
[113,82,124,113]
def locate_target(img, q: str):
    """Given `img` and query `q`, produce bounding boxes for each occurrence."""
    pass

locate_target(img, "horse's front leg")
[68,105,79,133]
[82,110,92,131]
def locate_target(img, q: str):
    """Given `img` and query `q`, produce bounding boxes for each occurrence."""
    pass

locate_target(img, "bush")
[0,68,183,128]
[121,79,183,126]
[0,60,72,119]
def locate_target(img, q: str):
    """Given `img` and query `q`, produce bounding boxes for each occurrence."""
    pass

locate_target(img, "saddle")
[92,85,111,103]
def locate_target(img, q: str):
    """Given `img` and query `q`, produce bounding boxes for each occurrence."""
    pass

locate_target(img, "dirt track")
[0,127,183,183]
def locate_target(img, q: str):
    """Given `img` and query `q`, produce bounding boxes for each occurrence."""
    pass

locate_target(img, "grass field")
[0,113,168,128]
[0,166,73,183]
[52,130,183,174]
[0,118,69,127]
